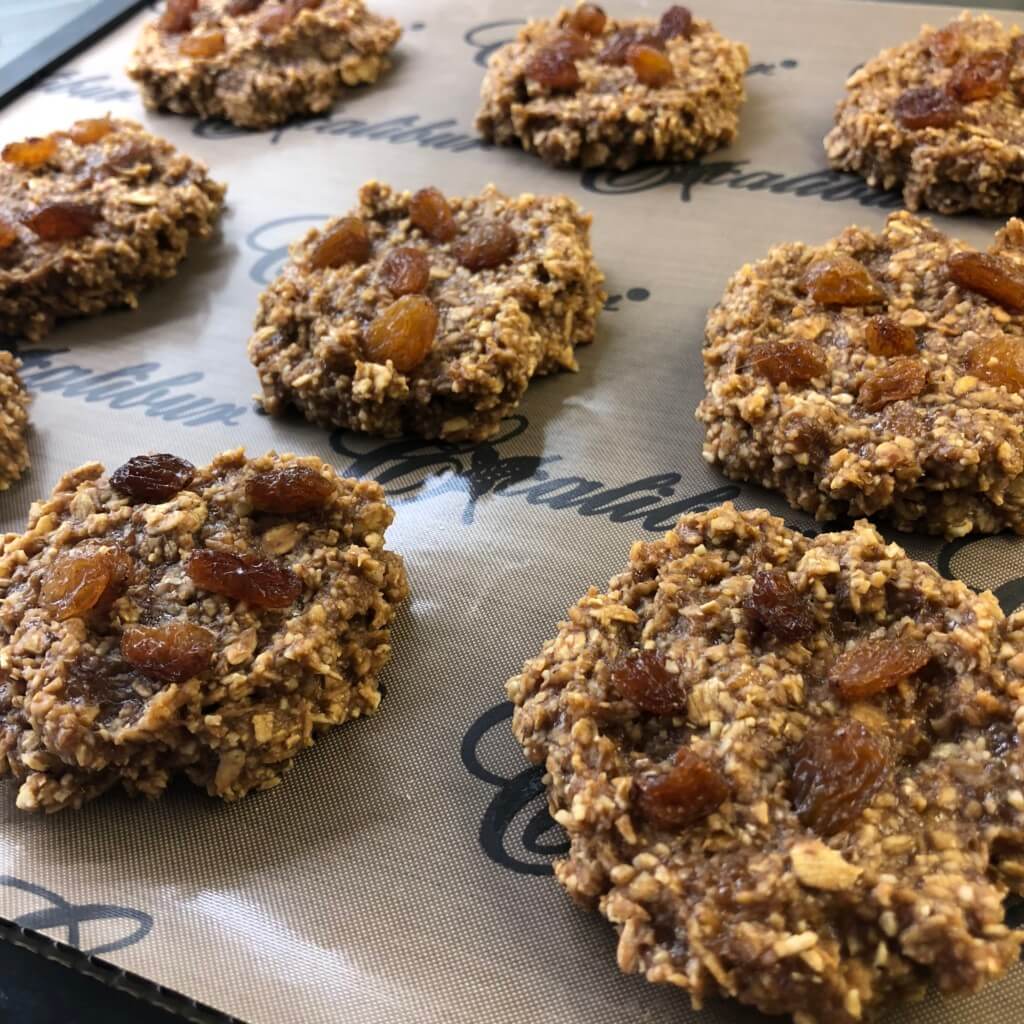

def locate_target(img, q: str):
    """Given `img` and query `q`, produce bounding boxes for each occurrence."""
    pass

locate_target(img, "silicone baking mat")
[1,1,1023,1022]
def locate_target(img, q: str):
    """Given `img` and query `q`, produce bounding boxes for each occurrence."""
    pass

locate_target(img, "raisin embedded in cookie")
[698,211,1024,538]
[825,13,1024,215]
[0,449,408,813]
[0,352,30,491]
[127,0,401,129]
[476,4,749,170]
[509,503,1024,1023]
[0,117,225,341]
[247,180,606,442]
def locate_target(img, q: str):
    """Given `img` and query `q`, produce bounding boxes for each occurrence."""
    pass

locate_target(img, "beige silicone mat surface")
[2,1,1024,1021]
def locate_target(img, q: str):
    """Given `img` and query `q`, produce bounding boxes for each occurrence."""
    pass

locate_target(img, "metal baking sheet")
[1,1,1023,1022]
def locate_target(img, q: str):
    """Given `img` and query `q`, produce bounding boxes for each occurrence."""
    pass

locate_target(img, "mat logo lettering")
[0,876,152,955]
[462,702,567,875]
[36,69,135,104]
[583,161,903,209]
[12,347,247,428]
[331,415,739,527]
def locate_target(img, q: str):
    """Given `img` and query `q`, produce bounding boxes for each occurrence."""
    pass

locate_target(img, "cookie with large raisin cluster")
[127,0,401,129]
[508,503,1024,1023]
[248,180,605,442]
[0,117,225,341]
[698,210,1024,538]
[0,448,408,812]
[826,13,1024,215]
[476,4,749,170]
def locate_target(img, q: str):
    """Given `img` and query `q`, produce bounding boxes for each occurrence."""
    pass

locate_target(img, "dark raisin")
[627,44,673,87]
[928,24,963,66]
[948,251,1024,312]
[747,339,827,386]
[525,40,582,91]
[159,0,198,33]
[610,649,685,714]
[0,219,17,251]
[310,217,370,269]
[227,0,263,11]
[790,718,889,835]
[894,86,962,129]
[22,202,99,241]
[599,29,662,65]
[111,454,195,503]
[180,30,226,57]
[453,221,518,271]
[864,315,917,356]
[187,549,302,609]
[409,187,457,243]
[635,747,729,829]
[256,3,292,33]
[829,636,930,700]
[657,5,693,41]
[380,246,430,296]
[568,3,606,36]
[803,254,883,306]
[858,357,927,412]
[121,622,215,683]
[743,569,815,643]
[247,464,333,514]
[40,547,129,621]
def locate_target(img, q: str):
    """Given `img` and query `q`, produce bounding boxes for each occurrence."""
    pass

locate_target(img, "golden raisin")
[928,24,963,66]
[159,0,198,33]
[257,3,293,33]
[599,29,662,65]
[247,464,333,514]
[525,41,582,91]
[864,315,917,357]
[948,251,1024,312]
[0,218,17,251]
[310,217,370,269]
[790,718,889,835]
[453,221,518,272]
[747,339,827,386]
[894,86,962,129]
[858,357,927,412]
[803,254,883,306]
[2,136,57,169]
[180,30,226,58]
[627,44,674,87]
[743,569,815,644]
[964,335,1024,391]
[69,117,114,145]
[829,635,930,700]
[948,49,1010,103]
[188,549,302,609]
[409,187,457,243]
[635,747,729,829]
[110,454,195,503]
[364,295,438,372]
[610,649,685,714]
[41,547,128,622]
[22,202,99,241]
[121,622,215,683]
[380,247,430,296]
[657,5,694,41]
[568,3,606,36]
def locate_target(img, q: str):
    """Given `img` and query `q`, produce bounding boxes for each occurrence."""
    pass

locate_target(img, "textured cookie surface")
[0,352,30,491]
[248,180,605,442]
[509,503,1024,1023]
[0,116,225,341]
[476,4,749,170]
[825,13,1024,215]
[127,0,401,129]
[0,448,408,812]
[698,211,1024,538]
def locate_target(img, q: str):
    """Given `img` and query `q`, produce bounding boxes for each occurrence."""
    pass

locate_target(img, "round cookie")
[698,210,1024,538]
[476,4,749,170]
[127,0,401,129]
[825,13,1024,216]
[248,180,605,442]
[0,351,30,491]
[0,448,408,812]
[508,503,1024,1024]
[0,117,225,341]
